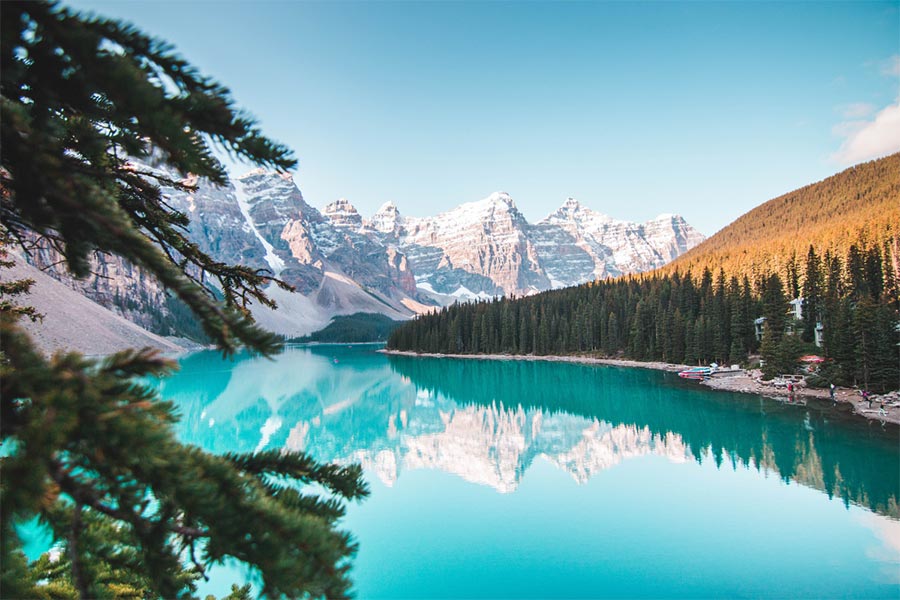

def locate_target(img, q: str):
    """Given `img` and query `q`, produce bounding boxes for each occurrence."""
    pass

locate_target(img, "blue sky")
[71,1,899,235]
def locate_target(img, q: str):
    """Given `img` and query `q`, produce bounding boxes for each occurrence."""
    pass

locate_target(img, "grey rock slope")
[7,259,186,355]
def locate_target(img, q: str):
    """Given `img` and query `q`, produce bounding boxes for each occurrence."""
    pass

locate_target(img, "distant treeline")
[388,240,900,392]
[291,312,402,343]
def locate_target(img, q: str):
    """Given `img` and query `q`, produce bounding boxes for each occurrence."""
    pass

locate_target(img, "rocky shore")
[382,350,900,426]
[700,369,900,425]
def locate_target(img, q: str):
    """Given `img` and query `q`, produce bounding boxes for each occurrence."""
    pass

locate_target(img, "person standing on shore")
[830,383,836,402]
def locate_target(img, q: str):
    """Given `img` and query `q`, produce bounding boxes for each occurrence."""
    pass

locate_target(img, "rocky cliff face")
[383,192,550,298]
[357,192,704,299]
[529,198,706,287]
[225,171,425,333]
[8,258,190,355]
[24,244,172,335]
[22,163,703,340]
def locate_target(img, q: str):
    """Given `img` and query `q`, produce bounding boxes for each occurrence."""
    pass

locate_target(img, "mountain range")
[16,161,703,350]
[387,153,900,392]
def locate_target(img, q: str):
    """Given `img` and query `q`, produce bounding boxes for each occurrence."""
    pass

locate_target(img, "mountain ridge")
[329,189,703,296]
[16,163,704,348]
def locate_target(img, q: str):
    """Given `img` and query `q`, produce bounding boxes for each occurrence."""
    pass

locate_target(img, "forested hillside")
[663,153,900,280]
[388,155,900,392]
[292,313,402,343]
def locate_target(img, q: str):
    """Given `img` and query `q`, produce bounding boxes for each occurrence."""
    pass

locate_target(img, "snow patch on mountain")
[233,172,286,275]
[450,285,494,300]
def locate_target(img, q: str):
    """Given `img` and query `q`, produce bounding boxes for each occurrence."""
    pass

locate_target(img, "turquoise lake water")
[151,344,900,598]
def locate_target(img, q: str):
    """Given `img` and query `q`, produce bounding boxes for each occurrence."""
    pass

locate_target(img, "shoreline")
[381,350,900,426]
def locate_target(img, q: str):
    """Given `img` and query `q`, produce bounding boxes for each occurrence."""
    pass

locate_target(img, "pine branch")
[50,460,210,540]
[225,450,370,501]
[69,501,89,600]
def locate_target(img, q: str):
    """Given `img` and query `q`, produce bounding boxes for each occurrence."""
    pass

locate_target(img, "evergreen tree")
[847,244,867,300]
[1,2,367,597]
[759,273,787,376]
[831,299,857,385]
[606,312,619,355]
[870,303,900,392]
[761,272,788,341]
[801,245,822,344]
[853,294,878,391]
[728,276,748,363]
[712,269,730,363]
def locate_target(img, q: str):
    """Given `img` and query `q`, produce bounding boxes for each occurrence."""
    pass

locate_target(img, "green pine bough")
[1,1,368,597]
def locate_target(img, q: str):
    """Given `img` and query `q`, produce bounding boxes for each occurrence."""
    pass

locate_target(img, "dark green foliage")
[761,273,788,345]
[1,2,369,597]
[762,333,806,381]
[0,233,41,323]
[292,313,403,344]
[1,0,294,355]
[801,246,822,344]
[759,272,790,378]
[2,318,368,597]
[392,271,750,366]
[389,240,899,392]
[9,503,202,598]
[212,584,254,600]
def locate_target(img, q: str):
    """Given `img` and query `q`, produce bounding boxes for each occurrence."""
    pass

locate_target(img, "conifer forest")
[390,155,900,393]
[390,241,900,392]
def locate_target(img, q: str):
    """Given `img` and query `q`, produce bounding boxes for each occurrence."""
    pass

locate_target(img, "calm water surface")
[158,344,899,598]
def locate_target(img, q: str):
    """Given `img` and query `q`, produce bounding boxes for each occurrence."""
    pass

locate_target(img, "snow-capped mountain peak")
[368,201,403,235]
[451,191,518,217]
[44,163,703,341]
[323,198,363,228]
[236,167,268,180]
[486,191,515,206]
[562,197,580,210]
[545,197,611,224]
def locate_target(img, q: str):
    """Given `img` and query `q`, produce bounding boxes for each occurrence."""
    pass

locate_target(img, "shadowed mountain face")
[160,345,899,518]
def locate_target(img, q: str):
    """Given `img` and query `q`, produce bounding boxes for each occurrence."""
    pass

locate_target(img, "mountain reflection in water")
[161,344,899,519]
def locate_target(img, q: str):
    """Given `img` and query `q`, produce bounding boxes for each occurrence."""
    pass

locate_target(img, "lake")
[157,344,899,598]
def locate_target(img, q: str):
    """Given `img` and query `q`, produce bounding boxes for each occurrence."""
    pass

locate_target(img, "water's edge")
[380,349,900,426]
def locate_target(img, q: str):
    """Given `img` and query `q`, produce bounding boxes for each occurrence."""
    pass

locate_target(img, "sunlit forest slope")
[664,153,900,281]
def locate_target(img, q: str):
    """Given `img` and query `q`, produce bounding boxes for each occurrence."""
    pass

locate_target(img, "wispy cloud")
[831,99,900,165]
[881,55,900,77]
[839,102,876,119]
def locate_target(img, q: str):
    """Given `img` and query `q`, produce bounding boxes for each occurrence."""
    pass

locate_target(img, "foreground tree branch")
[0,2,369,597]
